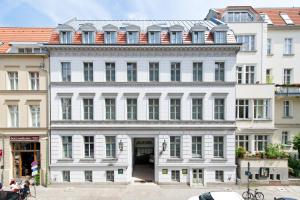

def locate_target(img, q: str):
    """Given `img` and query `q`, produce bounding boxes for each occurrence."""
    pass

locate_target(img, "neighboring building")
[0,28,52,185]
[207,6,275,154]
[47,19,240,185]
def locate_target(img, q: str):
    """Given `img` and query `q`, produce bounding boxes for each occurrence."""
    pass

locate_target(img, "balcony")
[275,84,300,96]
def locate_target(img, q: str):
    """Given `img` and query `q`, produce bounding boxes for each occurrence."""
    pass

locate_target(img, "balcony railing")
[275,84,300,96]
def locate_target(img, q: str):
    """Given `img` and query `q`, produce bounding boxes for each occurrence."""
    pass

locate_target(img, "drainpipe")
[1,133,4,184]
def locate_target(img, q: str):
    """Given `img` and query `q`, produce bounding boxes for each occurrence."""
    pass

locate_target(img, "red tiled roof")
[0,27,53,53]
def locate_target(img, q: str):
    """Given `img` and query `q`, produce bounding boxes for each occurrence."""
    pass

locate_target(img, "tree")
[293,133,300,159]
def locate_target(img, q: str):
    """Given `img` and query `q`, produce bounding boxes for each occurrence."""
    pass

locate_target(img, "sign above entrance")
[10,136,39,141]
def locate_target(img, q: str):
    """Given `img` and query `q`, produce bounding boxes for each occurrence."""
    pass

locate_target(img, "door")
[192,169,203,184]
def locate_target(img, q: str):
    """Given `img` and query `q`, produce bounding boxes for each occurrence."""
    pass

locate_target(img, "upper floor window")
[62,136,72,158]
[82,31,95,44]
[60,31,72,44]
[127,98,137,120]
[266,69,272,84]
[192,31,205,44]
[149,62,159,82]
[225,11,254,22]
[148,31,160,44]
[214,31,226,44]
[245,65,255,84]
[280,13,294,25]
[106,136,116,158]
[105,31,117,44]
[83,62,93,82]
[213,136,224,158]
[8,72,18,90]
[149,98,159,120]
[61,98,72,120]
[8,105,19,127]
[170,136,181,158]
[29,72,39,90]
[170,32,182,44]
[30,105,40,127]
[192,99,202,120]
[254,99,270,119]
[236,66,242,84]
[236,99,249,119]
[105,99,116,120]
[283,100,292,118]
[255,135,268,152]
[282,131,289,145]
[127,31,139,44]
[192,136,202,158]
[127,62,137,82]
[214,99,225,120]
[105,62,115,82]
[83,99,94,120]
[236,35,255,51]
[193,62,203,82]
[170,99,181,120]
[61,62,71,82]
[267,38,272,55]
[284,69,292,84]
[215,62,225,81]
[236,135,249,151]
[171,62,180,82]
[84,136,94,158]
[284,38,293,55]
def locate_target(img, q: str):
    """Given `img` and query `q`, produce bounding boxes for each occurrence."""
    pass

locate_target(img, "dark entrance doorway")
[132,138,154,183]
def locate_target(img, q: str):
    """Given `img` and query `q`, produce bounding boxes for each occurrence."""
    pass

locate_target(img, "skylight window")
[260,14,273,25]
[280,13,294,25]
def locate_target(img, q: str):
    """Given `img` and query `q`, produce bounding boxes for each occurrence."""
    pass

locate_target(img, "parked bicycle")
[242,188,264,200]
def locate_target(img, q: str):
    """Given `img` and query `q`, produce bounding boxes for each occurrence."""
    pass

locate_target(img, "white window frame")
[105,98,116,120]
[83,98,94,120]
[29,72,39,90]
[148,98,159,120]
[8,72,18,90]
[283,100,292,118]
[84,171,93,182]
[60,31,72,44]
[149,62,159,82]
[82,31,95,44]
[170,98,181,120]
[148,31,160,44]
[170,62,181,82]
[127,98,137,120]
[253,99,270,120]
[8,105,19,127]
[281,131,289,145]
[214,31,226,44]
[105,31,117,44]
[127,62,137,82]
[105,62,116,82]
[84,136,94,158]
[215,170,224,182]
[105,136,116,158]
[62,136,72,159]
[255,135,268,152]
[284,38,293,55]
[245,65,255,84]
[192,98,202,120]
[267,38,272,55]
[236,135,249,151]
[214,98,225,120]
[61,62,71,82]
[192,136,202,158]
[236,35,255,51]
[170,136,181,158]
[127,31,139,44]
[29,105,40,127]
[283,68,292,84]
[213,136,224,158]
[193,62,203,82]
[192,31,205,44]
[170,31,182,44]
[61,98,72,120]
[236,99,249,119]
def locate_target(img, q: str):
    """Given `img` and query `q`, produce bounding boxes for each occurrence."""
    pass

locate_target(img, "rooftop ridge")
[75,19,205,22]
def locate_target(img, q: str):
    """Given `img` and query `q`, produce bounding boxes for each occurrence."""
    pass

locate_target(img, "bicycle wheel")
[255,192,264,200]
[242,191,253,200]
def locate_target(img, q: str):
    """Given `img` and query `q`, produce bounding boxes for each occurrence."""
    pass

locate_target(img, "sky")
[1,0,300,27]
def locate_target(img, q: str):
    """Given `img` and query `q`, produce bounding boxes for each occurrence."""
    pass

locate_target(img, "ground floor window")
[171,170,180,182]
[63,171,70,182]
[255,135,268,151]
[85,171,93,182]
[192,169,203,184]
[236,135,249,151]
[106,170,114,182]
[215,170,224,182]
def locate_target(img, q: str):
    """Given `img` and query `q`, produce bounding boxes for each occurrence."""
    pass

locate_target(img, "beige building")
[0,28,52,185]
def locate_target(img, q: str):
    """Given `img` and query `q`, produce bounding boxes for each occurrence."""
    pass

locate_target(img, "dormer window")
[214,31,227,44]
[225,11,254,23]
[60,31,72,44]
[82,31,95,44]
[280,13,294,25]
[105,31,117,44]
[148,31,160,44]
[192,31,205,44]
[170,32,182,44]
[127,31,139,44]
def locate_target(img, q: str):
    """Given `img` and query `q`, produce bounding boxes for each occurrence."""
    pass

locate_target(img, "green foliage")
[265,144,288,159]
[236,146,246,158]
[293,133,300,159]
[35,173,40,186]
[288,156,300,177]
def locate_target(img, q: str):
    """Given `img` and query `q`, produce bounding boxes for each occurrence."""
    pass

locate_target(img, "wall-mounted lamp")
[162,140,167,151]
[119,140,124,151]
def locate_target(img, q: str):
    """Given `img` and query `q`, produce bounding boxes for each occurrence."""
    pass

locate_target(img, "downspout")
[1,133,4,184]
[261,22,264,84]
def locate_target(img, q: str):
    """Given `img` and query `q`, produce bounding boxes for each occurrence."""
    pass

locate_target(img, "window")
[267,38,272,55]
[8,72,18,90]
[254,99,270,119]
[236,35,255,51]
[8,105,18,127]
[170,136,181,158]
[171,62,180,82]
[283,100,292,118]
[236,99,249,119]
[215,171,224,182]
[214,99,225,120]
[282,131,289,145]
[85,171,93,182]
[105,62,115,82]
[245,65,255,84]
[83,99,93,120]
[62,136,72,158]
[60,31,72,44]
[192,99,202,120]
[127,98,137,120]
[149,99,159,120]
[61,62,71,82]
[284,38,293,55]
[106,171,114,182]
[171,170,180,182]
[214,32,226,44]
[266,69,272,84]
[192,31,205,44]
[284,69,292,84]
[280,13,294,25]
[127,63,137,82]
[127,31,139,44]
[84,136,94,158]
[30,105,40,127]
[29,72,39,90]
[255,135,268,151]
[61,98,72,120]
[149,62,159,82]
[105,99,116,120]
[83,62,93,82]
[236,135,249,151]
[215,62,225,81]
[225,12,253,22]
[105,31,117,44]
[170,32,182,44]
[236,66,242,84]
[193,62,203,82]
[148,31,160,44]
[192,136,202,158]
[260,14,273,25]
[62,171,70,182]
[82,31,95,44]
[214,136,224,158]
[106,136,116,158]
[170,99,181,120]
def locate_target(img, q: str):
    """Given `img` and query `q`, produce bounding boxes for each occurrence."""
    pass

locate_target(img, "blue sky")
[1,0,300,27]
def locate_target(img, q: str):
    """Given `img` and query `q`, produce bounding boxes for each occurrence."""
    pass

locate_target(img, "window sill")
[189,158,205,162]
[211,158,227,162]
[79,158,96,162]
[236,118,252,121]
[57,158,74,163]
[253,119,272,121]
[102,158,118,162]
[167,158,184,162]
[267,54,274,56]
[283,54,294,56]
[240,50,257,53]
[282,116,293,119]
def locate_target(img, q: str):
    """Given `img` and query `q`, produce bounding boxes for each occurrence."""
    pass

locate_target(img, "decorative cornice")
[0,90,47,94]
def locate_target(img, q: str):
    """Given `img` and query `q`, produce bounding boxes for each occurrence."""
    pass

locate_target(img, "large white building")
[47,20,240,185]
